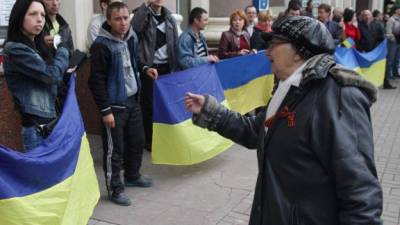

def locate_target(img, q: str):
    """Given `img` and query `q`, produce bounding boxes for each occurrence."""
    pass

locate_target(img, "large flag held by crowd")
[0,76,99,225]
[152,40,387,165]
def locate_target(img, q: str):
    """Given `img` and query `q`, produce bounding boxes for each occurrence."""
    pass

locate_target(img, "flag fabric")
[336,39,387,87]
[152,64,233,165]
[342,37,356,48]
[151,40,387,165]
[0,75,99,225]
[216,51,274,114]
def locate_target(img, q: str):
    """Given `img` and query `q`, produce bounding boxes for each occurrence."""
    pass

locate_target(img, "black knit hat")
[262,16,336,58]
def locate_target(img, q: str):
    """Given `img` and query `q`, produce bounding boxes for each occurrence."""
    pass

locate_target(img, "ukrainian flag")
[216,52,275,114]
[152,64,233,165]
[336,39,387,86]
[0,76,99,225]
[342,37,356,48]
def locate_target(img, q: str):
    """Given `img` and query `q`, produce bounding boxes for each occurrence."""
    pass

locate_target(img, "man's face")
[245,7,257,23]
[287,9,301,17]
[107,7,130,38]
[194,13,209,31]
[362,10,373,23]
[317,8,330,22]
[43,0,60,16]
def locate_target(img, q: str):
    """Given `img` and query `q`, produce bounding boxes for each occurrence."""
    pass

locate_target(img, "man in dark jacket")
[42,0,74,54]
[358,9,385,52]
[185,16,383,225]
[89,2,153,207]
[131,0,179,151]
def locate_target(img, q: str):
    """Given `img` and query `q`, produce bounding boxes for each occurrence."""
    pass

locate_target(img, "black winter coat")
[193,54,383,225]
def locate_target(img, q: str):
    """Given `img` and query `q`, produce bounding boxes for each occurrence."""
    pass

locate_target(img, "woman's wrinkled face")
[232,15,245,31]
[265,38,299,80]
[22,2,46,40]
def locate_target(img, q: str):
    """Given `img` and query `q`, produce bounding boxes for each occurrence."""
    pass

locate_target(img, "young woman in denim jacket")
[3,0,69,151]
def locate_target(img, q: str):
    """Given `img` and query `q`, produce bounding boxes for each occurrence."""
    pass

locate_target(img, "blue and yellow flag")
[152,64,233,165]
[216,51,274,114]
[342,37,356,48]
[0,76,99,225]
[152,40,387,165]
[336,39,387,86]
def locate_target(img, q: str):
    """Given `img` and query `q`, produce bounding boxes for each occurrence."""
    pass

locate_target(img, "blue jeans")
[385,40,400,79]
[22,126,44,151]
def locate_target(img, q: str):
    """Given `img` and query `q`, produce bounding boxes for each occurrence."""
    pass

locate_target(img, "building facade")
[57,0,385,51]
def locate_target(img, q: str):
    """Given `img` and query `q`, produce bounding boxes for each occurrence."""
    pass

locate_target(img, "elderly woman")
[3,0,69,151]
[185,16,382,225]
[218,10,252,59]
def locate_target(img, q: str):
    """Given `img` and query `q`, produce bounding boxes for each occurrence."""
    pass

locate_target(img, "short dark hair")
[343,8,355,23]
[244,5,256,13]
[318,3,332,13]
[372,9,381,18]
[189,7,207,25]
[106,1,128,20]
[287,0,302,11]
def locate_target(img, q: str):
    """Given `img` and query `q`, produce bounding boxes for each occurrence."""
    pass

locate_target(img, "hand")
[146,68,158,80]
[207,55,219,63]
[251,49,258,54]
[44,35,54,47]
[102,114,115,128]
[239,49,250,55]
[185,92,205,114]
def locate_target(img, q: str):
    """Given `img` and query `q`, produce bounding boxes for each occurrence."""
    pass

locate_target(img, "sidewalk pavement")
[89,79,400,225]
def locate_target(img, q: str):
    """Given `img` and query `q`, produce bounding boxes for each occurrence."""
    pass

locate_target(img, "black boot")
[384,78,397,89]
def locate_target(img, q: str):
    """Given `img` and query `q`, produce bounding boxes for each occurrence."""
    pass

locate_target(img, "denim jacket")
[3,42,69,118]
[177,28,209,70]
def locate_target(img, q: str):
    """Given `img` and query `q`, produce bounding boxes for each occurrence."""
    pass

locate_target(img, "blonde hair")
[258,10,274,23]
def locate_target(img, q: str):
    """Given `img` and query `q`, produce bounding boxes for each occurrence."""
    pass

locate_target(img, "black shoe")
[125,176,153,188]
[144,143,152,152]
[384,83,397,89]
[110,192,131,206]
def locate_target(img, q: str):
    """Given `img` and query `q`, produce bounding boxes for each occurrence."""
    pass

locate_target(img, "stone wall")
[0,73,23,150]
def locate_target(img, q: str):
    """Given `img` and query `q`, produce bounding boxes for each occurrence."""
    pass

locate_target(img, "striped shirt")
[196,38,207,57]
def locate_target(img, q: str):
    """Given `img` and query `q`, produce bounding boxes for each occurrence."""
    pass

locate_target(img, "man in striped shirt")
[177,7,219,70]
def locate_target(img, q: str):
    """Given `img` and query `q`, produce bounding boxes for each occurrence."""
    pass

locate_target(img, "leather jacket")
[131,3,179,72]
[218,28,251,59]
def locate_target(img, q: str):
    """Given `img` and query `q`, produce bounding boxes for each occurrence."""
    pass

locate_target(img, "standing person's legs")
[124,95,152,187]
[102,111,131,206]
[140,64,171,152]
[394,43,400,77]
[386,40,397,79]
[140,75,154,151]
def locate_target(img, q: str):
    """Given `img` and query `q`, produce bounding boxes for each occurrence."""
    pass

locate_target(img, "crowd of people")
[0,0,388,222]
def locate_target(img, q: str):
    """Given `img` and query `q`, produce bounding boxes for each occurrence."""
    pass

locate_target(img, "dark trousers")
[102,95,145,194]
[141,63,170,150]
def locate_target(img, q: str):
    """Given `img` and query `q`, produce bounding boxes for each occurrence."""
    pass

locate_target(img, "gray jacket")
[131,3,179,72]
[192,54,382,225]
